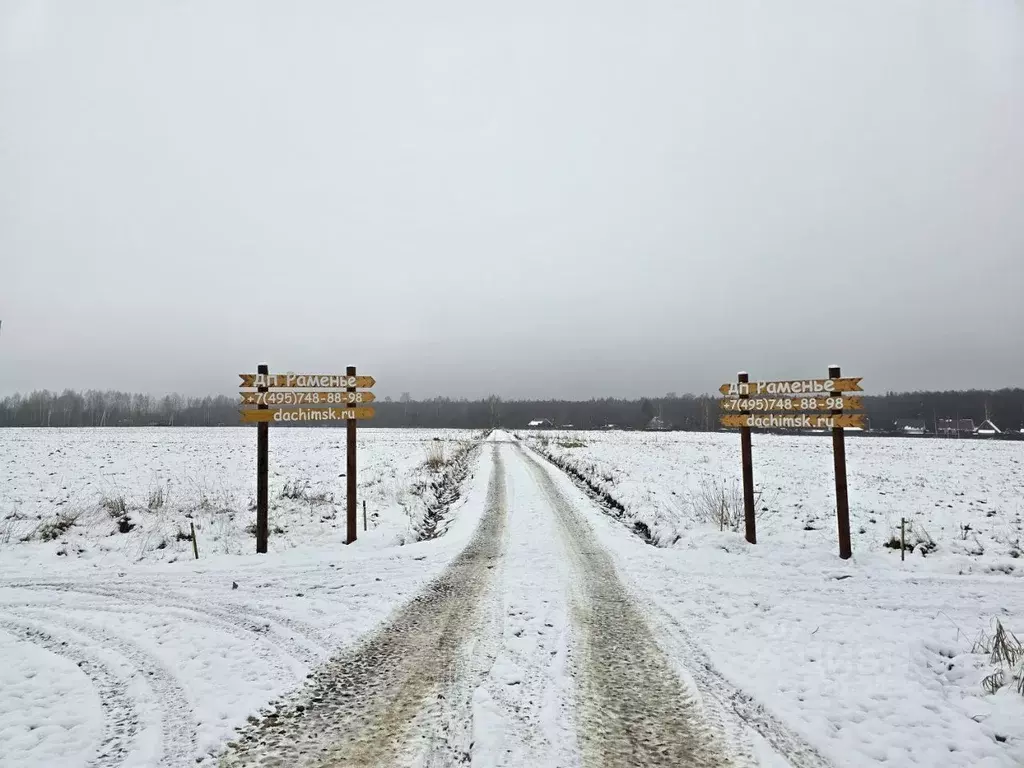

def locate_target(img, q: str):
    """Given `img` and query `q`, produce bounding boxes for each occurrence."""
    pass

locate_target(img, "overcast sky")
[2,1,1022,400]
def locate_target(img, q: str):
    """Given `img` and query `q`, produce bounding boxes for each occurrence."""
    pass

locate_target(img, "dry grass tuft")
[974,619,1024,695]
[694,478,762,532]
[424,442,447,470]
[101,494,128,517]
[37,511,81,541]
[280,479,333,506]
[147,486,167,510]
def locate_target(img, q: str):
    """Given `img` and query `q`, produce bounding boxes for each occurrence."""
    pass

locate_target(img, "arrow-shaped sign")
[718,377,863,396]
[240,406,376,424]
[241,391,376,406]
[720,413,865,429]
[240,373,376,389]
[720,396,864,413]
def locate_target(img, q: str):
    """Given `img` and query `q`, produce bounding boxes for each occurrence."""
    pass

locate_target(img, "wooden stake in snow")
[190,520,199,560]
[901,518,906,562]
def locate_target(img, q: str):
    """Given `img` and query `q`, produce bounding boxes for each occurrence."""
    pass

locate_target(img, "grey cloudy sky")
[2,0,1023,400]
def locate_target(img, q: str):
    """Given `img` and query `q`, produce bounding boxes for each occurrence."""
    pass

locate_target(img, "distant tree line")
[861,389,1024,433]
[1,388,1023,432]
[0,390,235,428]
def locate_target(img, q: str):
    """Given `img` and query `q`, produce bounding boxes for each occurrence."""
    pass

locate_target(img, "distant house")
[527,418,554,429]
[937,418,976,437]
[894,418,927,436]
[600,424,620,431]
[645,416,671,431]
[975,419,1002,436]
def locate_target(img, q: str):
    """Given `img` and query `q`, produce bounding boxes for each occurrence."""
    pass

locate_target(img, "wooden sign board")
[239,373,376,389]
[719,377,863,396]
[720,396,863,413]
[240,406,376,424]
[720,413,865,429]
[724,366,861,560]
[245,363,372,552]
[241,391,375,406]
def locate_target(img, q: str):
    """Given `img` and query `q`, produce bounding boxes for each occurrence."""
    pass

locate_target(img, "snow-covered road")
[0,497,481,766]
[3,430,1021,766]
[0,434,833,767]
[221,444,509,766]
[218,435,824,767]
[529,431,1024,766]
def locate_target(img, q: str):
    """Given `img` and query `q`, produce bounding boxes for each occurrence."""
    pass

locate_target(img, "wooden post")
[363,499,367,532]
[738,372,757,544]
[830,364,852,559]
[346,365,358,544]
[901,518,906,562]
[256,363,269,554]
[190,520,199,560]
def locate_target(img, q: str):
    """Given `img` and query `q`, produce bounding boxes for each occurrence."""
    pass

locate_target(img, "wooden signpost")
[240,365,375,552]
[720,367,864,560]
[738,373,756,545]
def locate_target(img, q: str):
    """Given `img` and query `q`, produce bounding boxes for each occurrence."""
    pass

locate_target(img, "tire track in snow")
[648,607,834,768]
[467,443,580,766]
[516,445,736,768]
[5,582,325,668]
[522,444,834,768]
[219,445,508,767]
[0,618,141,768]
[6,607,199,766]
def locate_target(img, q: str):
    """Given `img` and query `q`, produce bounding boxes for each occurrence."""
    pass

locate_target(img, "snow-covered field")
[526,431,1024,571]
[528,430,1024,766]
[0,427,483,766]
[0,427,478,564]
[1,428,1023,767]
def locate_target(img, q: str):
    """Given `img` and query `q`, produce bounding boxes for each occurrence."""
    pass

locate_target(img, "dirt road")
[219,437,828,767]
[221,446,509,767]
[516,445,732,766]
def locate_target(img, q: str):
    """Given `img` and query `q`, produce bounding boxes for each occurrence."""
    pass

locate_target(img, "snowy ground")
[0,427,479,564]
[1,428,1023,766]
[527,430,1024,766]
[0,428,485,766]
[526,431,1024,572]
